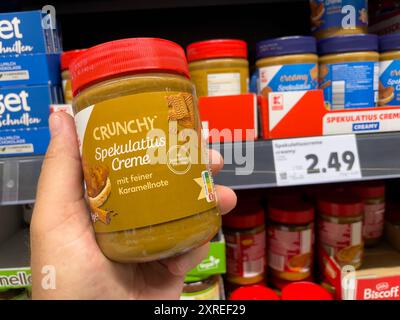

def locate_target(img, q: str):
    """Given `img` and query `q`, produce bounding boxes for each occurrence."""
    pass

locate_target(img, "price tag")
[272,135,362,186]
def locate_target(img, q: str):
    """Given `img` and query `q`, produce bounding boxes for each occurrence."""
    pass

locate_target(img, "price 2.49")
[306,151,355,174]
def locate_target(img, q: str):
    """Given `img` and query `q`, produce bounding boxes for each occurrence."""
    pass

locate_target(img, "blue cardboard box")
[0,85,62,156]
[0,10,61,55]
[0,53,61,87]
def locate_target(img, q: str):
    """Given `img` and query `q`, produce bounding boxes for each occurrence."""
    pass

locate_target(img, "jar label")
[258,63,318,95]
[75,92,217,233]
[225,229,266,279]
[62,79,72,104]
[318,219,363,266]
[379,60,400,106]
[207,72,241,96]
[320,61,379,110]
[267,226,313,274]
[310,0,368,35]
[363,203,385,240]
[181,281,220,300]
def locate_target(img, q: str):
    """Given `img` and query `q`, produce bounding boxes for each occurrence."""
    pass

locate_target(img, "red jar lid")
[187,39,248,62]
[230,285,280,300]
[223,201,265,229]
[268,201,314,225]
[281,282,333,300]
[61,49,87,71]
[70,38,190,96]
[317,192,364,217]
[349,181,385,199]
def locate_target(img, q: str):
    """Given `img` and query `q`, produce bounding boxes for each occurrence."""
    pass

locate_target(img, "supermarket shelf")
[0,229,30,269]
[212,132,400,189]
[0,156,43,206]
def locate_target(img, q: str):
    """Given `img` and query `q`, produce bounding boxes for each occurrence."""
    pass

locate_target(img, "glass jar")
[267,201,315,282]
[61,49,87,104]
[350,181,385,247]
[317,192,364,269]
[187,39,249,97]
[70,38,220,263]
[318,34,379,110]
[181,275,221,300]
[222,201,266,285]
[256,36,318,96]
[379,33,400,106]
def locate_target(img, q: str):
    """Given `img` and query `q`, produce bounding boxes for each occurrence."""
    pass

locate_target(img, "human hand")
[30,111,236,300]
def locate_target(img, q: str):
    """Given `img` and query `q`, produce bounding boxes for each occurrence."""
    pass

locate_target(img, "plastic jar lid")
[222,201,265,229]
[256,36,317,60]
[69,38,190,96]
[230,285,280,300]
[281,282,333,300]
[349,181,385,199]
[268,201,314,225]
[186,39,248,62]
[380,33,400,53]
[61,49,87,71]
[318,34,379,55]
[317,192,364,217]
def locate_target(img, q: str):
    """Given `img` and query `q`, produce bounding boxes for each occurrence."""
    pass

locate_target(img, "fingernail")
[49,113,63,137]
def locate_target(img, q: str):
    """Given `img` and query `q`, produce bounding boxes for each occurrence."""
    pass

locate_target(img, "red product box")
[259,90,400,139]
[198,94,258,143]
[320,244,400,300]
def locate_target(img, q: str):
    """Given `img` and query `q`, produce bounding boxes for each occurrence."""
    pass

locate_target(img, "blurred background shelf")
[212,132,400,189]
[0,228,30,269]
[0,157,43,206]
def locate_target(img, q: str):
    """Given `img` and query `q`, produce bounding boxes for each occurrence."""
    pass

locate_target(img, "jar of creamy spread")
[310,0,369,39]
[187,39,249,97]
[70,38,220,263]
[319,34,379,110]
[256,36,318,96]
[61,49,87,104]
[181,275,221,300]
[317,192,364,269]
[379,33,400,106]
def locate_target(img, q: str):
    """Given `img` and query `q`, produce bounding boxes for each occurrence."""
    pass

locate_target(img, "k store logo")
[271,94,284,111]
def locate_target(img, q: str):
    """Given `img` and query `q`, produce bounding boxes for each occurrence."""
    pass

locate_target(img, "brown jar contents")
[70,38,220,263]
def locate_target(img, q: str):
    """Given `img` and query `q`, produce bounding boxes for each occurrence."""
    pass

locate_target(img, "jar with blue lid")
[318,34,379,110]
[255,36,319,96]
[379,34,400,107]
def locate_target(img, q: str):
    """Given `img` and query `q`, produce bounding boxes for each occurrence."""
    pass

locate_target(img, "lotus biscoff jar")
[222,201,266,285]
[255,36,319,97]
[379,33,400,106]
[70,38,221,263]
[267,201,315,282]
[186,39,249,97]
[318,34,379,110]
[310,0,369,39]
[317,192,364,269]
[61,49,87,104]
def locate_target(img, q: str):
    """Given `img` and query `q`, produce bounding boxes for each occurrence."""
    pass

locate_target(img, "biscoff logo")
[363,283,400,300]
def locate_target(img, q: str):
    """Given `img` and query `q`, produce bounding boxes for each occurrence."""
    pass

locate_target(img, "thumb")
[33,112,86,229]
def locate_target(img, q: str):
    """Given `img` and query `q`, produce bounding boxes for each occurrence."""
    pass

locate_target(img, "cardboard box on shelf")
[0,10,61,55]
[260,90,400,139]
[321,243,400,300]
[0,85,61,156]
[0,53,61,87]
[198,94,258,143]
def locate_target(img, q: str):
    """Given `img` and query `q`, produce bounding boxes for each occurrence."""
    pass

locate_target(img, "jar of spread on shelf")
[317,192,364,269]
[269,274,314,291]
[187,39,249,97]
[349,181,385,247]
[181,275,221,300]
[222,201,266,285]
[61,49,87,104]
[379,33,400,106]
[256,36,318,96]
[70,38,220,263]
[385,201,400,252]
[310,0,368,39]
[267,201,314,282]
[318,34,379,110]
